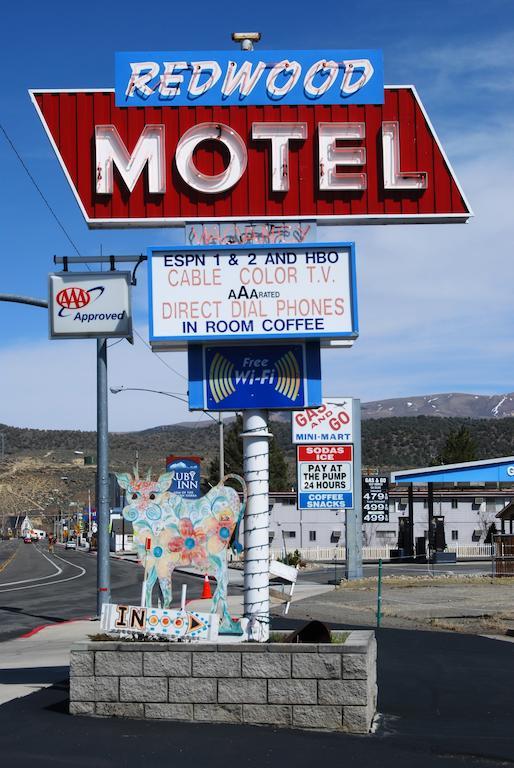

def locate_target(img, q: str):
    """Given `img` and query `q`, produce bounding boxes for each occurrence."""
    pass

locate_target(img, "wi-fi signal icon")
[208,353,236,403]
[274,351,301,401]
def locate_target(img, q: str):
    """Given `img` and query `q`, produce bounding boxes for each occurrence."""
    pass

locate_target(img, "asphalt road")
[0,623,512,767]
[0,540,208,642]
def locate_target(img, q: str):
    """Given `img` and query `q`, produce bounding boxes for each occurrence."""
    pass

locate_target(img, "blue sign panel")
[115,49,383,107]
[188,342,321,411]
[299,492,353,509]
[165,457,201,499]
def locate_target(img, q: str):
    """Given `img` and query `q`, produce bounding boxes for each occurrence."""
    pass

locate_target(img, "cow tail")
[223,474,247,555]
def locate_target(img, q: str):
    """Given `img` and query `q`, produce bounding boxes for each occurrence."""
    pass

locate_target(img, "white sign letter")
[252,122,307,191]
[188,60,222,97]
[95,125,166,194]
[221,60,266,98]
[266,60,302,98]
[159,61,188,97]
[125,61,159,98]
[175,122,247,193]
[341,59,374,96]
[318,123,366,191]
[304,60,339,98]
[382,122,428,189]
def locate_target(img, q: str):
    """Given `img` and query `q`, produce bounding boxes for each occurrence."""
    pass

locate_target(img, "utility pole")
[219,415,224,482]
[97,337,111,613]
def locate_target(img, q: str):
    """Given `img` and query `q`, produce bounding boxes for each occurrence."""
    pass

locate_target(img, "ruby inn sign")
[30,49,471,228]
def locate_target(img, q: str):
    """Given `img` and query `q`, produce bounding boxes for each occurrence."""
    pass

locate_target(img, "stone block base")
[69,630,377,734]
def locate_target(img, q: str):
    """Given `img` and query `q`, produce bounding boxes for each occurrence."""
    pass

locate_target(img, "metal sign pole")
[242,410,272,642]
[96,337,111,614]
[345,399,363,579]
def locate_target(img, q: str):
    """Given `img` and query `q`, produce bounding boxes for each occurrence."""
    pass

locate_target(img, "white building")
[266,486,512,553]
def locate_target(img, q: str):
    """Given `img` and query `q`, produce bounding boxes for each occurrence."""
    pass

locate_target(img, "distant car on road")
[23,537,32,543]
[65,540,77,550]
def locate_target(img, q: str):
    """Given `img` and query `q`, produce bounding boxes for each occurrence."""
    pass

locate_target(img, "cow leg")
[214,558,242,635]
[158,571,173,609]
[145,565,158,608]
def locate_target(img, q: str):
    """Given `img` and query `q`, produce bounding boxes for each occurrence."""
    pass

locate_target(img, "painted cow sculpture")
[116,470,246,633]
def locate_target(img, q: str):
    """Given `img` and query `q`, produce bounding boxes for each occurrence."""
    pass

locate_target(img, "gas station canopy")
[391,456,514,484]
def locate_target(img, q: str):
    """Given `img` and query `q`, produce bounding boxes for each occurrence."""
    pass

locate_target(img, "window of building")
[376,530,396,541]
[423,500,428,508]
[284,531,296,538]
[330,531,342,543]
[451,530,458,541]
[309,531,316,542]
[451,499,458,509]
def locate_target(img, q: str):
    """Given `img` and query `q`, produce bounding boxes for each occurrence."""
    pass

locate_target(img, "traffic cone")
[201,574,212,599]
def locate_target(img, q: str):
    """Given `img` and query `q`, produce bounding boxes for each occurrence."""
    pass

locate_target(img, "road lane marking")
[0,547,86,593]
[0,548,18,575]
[0,545,62,587]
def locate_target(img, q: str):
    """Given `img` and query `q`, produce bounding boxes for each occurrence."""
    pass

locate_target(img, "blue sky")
[1,0,513,430]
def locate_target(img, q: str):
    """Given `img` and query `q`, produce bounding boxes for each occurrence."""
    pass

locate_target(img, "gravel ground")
[284,574,514,635]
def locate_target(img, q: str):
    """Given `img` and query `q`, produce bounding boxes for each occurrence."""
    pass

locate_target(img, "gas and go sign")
[30,49,471,227]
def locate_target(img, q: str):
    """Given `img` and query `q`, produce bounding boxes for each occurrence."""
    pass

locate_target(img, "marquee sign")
[115,49,384,107]
[148,243,357,346]
[30,86,471,227]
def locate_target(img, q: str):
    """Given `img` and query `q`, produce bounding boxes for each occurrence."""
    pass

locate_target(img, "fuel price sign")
[362,476,389,522]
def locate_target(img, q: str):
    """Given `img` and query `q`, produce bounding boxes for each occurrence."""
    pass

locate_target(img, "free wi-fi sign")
[188,343,321,411]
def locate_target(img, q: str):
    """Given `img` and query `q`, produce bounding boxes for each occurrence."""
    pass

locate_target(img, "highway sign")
[297,444,353,509]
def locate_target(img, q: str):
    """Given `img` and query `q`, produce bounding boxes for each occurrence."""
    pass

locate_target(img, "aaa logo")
[55,286,104,316]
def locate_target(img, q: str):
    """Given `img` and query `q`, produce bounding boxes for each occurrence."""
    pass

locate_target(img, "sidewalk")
[0,619,101,705]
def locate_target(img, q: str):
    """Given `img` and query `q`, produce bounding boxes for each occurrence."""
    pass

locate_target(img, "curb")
[18,616,93,640]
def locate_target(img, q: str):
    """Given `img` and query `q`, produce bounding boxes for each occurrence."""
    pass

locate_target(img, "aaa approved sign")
[297,445,353,510]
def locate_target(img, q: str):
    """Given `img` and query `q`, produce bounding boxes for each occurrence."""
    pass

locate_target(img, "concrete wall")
[69,630,377,733]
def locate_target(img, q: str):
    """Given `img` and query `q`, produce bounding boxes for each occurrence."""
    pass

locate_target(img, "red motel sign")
[31,86,471,227]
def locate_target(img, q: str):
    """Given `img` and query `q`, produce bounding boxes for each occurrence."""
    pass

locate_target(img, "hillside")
[2,415,514,526]
[361,392,514,420]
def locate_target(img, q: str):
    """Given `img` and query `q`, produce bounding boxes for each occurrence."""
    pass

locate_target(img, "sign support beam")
[241,410,272,641]
[345,399,363,580]
[96,338,111,614]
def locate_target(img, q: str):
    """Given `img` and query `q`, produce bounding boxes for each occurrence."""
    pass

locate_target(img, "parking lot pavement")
[0,621,513,768]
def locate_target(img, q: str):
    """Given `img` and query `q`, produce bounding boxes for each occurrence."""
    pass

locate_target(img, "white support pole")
[242,410,272,642]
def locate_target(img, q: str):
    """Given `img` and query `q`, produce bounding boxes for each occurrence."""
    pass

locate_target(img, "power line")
[0,121,82,257]
[1,120,186,382]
